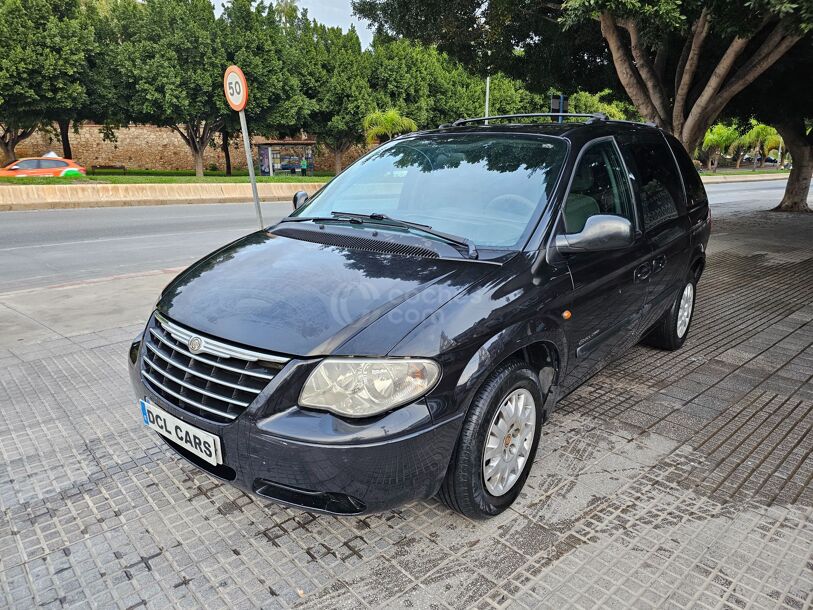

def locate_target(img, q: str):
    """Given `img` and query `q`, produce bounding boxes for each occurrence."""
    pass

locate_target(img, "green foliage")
[220,0,307,135]
[569,90,637,120]
[1,0,664,172]
[701,122,741,170]
[702,123,741,154]
[560,0,685,33]
[115,0,226,127]
[307,26,375,165]
[363,109,418,144]
[739,120,778,153]
[0,0,93,159]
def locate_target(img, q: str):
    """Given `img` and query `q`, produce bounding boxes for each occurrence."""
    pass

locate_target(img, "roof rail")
[446,113,608,128]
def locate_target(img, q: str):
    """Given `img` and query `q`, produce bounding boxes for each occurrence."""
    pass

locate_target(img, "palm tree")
[763,132,785,166]
[702,123,740,172]
[738,121,778,170]
[363,109,418,145]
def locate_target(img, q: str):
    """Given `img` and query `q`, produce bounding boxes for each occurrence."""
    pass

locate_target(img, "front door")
[558,138,652,393]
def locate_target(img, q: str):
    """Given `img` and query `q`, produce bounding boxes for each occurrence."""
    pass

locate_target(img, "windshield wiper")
[278,214,363,224]
[329,211,479,260]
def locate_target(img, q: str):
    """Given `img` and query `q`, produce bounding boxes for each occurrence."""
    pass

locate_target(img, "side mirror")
[555,215,633,253]
[292,191,308,210]
[9,165,20,171]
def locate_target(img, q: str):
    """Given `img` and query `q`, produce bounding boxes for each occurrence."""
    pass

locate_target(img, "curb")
[700,173,788,184]
[0,182,324,212]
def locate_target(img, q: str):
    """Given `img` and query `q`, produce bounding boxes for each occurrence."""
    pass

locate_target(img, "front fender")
[453,318,567,423]
[390,255,572,423]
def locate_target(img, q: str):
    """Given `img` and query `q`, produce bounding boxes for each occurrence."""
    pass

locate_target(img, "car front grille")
[141,313,289,423]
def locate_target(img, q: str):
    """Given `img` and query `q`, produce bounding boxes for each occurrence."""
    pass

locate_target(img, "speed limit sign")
[223,65,248,112]
[223,64,264,228]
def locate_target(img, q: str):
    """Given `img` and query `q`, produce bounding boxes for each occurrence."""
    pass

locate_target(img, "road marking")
[0,267,186,297]
[0,228,252,252]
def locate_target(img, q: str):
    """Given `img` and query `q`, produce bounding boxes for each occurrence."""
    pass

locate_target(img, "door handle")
[634,263,651,282]
[652,255,667,274]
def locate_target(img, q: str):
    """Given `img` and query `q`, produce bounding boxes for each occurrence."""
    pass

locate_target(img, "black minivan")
[129,114,710,518]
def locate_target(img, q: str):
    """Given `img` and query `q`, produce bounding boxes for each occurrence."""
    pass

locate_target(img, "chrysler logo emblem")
[188,336,203,353]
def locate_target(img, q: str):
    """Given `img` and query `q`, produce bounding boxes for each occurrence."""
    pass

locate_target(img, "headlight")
[299,358,441,418]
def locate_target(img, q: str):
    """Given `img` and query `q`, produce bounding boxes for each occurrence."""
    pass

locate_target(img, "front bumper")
[128,336,461,514]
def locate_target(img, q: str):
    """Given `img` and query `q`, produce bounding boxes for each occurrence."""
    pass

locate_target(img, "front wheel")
[438,360,544,519]
[642,276,696,350]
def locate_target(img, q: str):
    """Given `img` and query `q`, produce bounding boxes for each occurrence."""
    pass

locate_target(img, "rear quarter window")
[624,138,685,231]
[665,136,708,209]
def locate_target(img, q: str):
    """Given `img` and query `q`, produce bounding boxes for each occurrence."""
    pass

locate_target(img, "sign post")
[550,94,569,123]
[224,65,264,230]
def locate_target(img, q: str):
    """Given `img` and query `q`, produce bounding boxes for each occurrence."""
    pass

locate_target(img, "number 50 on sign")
[224,65,248,112]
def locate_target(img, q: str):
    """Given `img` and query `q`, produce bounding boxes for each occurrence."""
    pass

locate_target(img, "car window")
[39,159,68,169]
[625,139,684,230]
[563,140,633,234]
[665,136,707,209]
[294,135,568,249]
[15,160,40,169]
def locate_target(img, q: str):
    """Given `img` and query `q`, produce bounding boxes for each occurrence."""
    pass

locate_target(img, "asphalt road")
[0,180,805,293]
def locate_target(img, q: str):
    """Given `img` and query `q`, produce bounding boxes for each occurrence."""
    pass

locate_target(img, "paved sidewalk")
[1,210,812,609]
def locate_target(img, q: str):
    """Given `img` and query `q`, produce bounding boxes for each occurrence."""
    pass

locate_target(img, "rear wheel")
[642,275,696,350]
[438,360,544,519]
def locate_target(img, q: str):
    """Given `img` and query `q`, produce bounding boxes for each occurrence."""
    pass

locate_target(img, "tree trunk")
[0,124,37,164]
[334,150,343,175]
[58,119,73,159]
[0,140,15,164]
[736,153,744,169]
[221,129,232,176]
[774,122,812,212]
[194,150,205,177]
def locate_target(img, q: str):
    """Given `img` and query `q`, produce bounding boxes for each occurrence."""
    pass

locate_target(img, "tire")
[438,360,545,519]
[642,275,697,351]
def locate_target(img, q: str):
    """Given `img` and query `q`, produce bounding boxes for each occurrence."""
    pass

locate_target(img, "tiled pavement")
[1,210,812,609]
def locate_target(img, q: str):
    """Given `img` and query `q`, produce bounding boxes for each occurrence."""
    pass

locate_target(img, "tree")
[702,123,740,171]
[307,25,374,173]
[726,40,812,211]
[354,0,617,95]
[773,119,812,211]
[115,0,227,176]
[218,0,307,175]
[738,121,777,170]
[763,132,784,165]
[0,0,92,162]
[367,38,443,127]
[354,1,810,154]
[569,89,637,120]
[369,37,556,126]
[363,109,418,144]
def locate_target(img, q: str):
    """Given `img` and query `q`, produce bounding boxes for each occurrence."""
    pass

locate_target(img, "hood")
[157,230,497,357]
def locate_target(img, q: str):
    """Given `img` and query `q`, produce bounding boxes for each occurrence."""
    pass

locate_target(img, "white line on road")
[0,227,251,252]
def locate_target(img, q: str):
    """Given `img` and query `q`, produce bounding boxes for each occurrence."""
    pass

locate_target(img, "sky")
[298,0,375,47]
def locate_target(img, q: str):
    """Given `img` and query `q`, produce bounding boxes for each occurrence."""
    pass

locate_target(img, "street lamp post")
[485,75,491,124]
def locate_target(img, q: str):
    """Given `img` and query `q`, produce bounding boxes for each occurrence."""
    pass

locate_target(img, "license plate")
[139,399,222,466]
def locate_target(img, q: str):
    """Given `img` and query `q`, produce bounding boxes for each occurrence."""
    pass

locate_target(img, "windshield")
[292,134,567,249]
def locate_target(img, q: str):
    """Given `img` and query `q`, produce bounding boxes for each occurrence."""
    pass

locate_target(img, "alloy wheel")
[482,388,537,497]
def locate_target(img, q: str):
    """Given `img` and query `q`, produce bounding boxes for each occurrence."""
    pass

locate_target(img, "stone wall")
[16,123,367,174]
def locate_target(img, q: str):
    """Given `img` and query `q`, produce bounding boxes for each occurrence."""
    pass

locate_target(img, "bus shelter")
[256,139,317,176]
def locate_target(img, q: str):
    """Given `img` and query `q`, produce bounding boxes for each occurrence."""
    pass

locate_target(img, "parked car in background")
[0,156,86,178]
[130,113,710,519]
